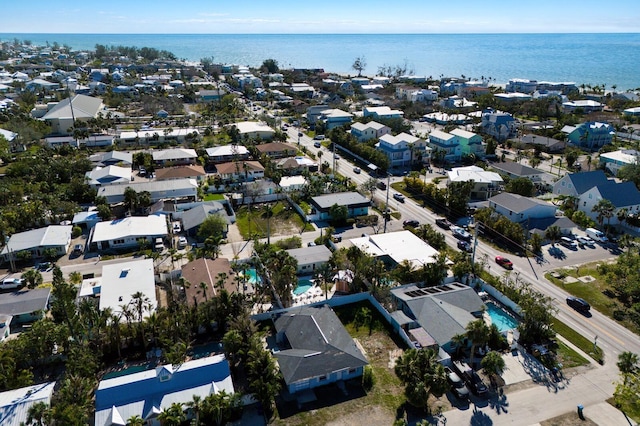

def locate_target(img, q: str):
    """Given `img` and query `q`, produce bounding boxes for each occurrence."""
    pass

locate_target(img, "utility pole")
[383,172,391,233]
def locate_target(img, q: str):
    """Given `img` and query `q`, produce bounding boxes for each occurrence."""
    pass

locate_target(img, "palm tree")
[127,415,145,426]
[394,348,449,409]
[592,198,616,234]
[617,351,639,385]
[481,350,507,389]
[465,319,490,368]
[26,401,51,426]
[157,402,186,426]
[185,395,203,426]
[545,225,562,246]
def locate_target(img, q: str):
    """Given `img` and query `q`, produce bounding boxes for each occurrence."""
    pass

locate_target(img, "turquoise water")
[3,33,640,89]
[293,279,313,296]
[245,268,261,285]
[103,364,150,380]
[486,302,519,332]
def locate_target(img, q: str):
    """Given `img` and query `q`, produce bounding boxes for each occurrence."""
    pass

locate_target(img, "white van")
[1,278,24,290]
[585,228,608,243]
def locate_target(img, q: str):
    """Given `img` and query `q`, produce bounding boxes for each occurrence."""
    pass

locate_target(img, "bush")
[362,365,375,391]
[72,226,82,238]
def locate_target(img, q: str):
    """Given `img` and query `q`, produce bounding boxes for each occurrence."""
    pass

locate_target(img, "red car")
[495,256,513,269]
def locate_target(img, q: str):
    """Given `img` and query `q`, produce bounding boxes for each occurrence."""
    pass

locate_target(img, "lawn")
[203,193,226,201]
[545,261,640,335]
[271,301,411,426]
[235,201,314,240]
[553,317,603,365]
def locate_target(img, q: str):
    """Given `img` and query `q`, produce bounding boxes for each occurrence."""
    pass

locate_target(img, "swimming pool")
[293,279,313,295]
[486,302,519,332]
[244,268,262,285]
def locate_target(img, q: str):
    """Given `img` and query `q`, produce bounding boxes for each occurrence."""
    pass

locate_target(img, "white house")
[447,166,503,200]
[350,121,391,142]
[578,181,640,225]
[428,129,461,162]
[349,230,439,270]
[488,192,557,223]
[286,245,332,275]
[0,382,56,426]
[599,149,640,176]
[363,106,404,120]
[40,94,105,135]
[232,121,275,140]
[97,259,157,320]
[90,215,168,251]
[85,165,132,188]
[1,225,72,262]
[152,148,198,166]
[96,179,199,204]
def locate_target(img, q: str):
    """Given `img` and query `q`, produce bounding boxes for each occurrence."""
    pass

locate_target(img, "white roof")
[232,121,275,135]
[430,129,456,141]
[321,108,354,119]
[563,100,602,107]
[91,216,168,243]
[379,132,419,146]
[152,148,197,161]
[1,225,72,255]
[600,149,640,165]
[85,165,132,186]
[119,128,199,140]
[624,107,640,114]
[351,121,387,131]
[98,259,156,320]
[0,128,17,142]
[97,178,198,199]
[279,175,307,188]
[364,106,404,116]
[448,166,503,184]
[205,145,249,157]
[449,128,478,139]
[42,94,103,120]
[0,382,55,426]
[350,230,439,269]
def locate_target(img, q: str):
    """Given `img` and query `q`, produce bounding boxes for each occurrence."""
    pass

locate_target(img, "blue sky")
[3,0,640,34]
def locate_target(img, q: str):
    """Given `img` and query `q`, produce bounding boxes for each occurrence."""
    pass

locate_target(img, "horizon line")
[1,32,639,36]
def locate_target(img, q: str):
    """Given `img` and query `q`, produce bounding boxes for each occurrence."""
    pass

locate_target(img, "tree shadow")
[487,390,509,415]
[470,404,494,426]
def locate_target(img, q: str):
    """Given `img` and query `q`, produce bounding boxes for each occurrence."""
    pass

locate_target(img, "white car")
[172,222,181,233]
[178,236,188,248]
[576,236,595,247]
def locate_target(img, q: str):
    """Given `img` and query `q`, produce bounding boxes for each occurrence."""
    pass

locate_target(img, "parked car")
[178,236,188,248]
[72,244,84,255]
[445,366,470,399]
[559,236,578,250]
[172,222,181,233]
[566,296,591,313]
[403,219,420,228]
[495,256,513,269]
[154,237,164,251]
[393,193,405,202]
[314,134,325,140]
[1,278,24,290]
[457,240,473,252]
[576,236,595,247]
[297,132,303,137]
[453,361,488,397]
[353,167,361,174]
[585,227,608,243]
[334,154,341,160]
[435,218,451,230]
[451,226,472,241]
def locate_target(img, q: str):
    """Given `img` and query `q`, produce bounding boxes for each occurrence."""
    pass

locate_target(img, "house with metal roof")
[562,99,603,114]
[89,215,168,251]
[89,150,133,167]
[488,192,557,223]
[480,108,518,142]
[318,108,354,130]
[40,94,105,135]
[308,192,370,222]
[273,305,368,394]
[553,170,611,197]
[286,245,332,275]
[1,225,72,263]
[578,181,640,226]
[96,178,199,204]
[232,121,275,140]
[349,230,440,270]
[447,166,503,200]
[0,382,55,426]
[390,282,485,353]
[491,161,544,182]
[599,149,640,176]
[363,106,404,120]
[94,354,234,426]
[152,148,198,167]
[428,129,461,162]
[205,145,250,164]
[450,128,484,157]
[85,165,132,188]
[377,132,429,168]
[98,259,156,321]
[0,288,51,324]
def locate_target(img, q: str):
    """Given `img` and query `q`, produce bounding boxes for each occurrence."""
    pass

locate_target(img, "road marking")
[566,309,625,346]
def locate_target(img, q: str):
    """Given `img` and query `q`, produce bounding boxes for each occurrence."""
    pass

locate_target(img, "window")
[319,375,327,381]
[348,368,357,374]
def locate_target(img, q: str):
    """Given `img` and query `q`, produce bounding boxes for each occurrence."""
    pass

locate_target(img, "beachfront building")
[505,78,539,94]
[377,132,429,168]
[599,149,640,176]
[562,122,615,150]
[350,121,391,142]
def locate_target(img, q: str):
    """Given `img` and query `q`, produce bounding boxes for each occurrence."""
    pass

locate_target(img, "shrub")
[362,365,375,391]
[72,226,82,238]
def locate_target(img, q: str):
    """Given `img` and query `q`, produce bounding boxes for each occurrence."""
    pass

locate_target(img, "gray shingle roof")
[274,305,368,385]
[0,288,51,317]
[285,245,332,265]
[181,201,228,232]
[489,192,551,214]
[492,161,540,177]
[311,192,370,210]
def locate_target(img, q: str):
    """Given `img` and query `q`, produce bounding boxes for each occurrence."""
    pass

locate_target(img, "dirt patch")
[540,411,597,426]
[324,406,395,426]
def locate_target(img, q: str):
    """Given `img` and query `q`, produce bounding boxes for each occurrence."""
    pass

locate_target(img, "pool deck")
[291,284,336,306]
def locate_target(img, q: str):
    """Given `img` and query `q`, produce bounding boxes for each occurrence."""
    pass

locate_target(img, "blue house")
[562,121,615,151]
[274,305,368,394]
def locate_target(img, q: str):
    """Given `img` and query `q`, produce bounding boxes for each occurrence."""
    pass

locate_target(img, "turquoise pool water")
[103,364,150,380]
[486,302,519,332]
[293,279,313,295]
[245,268,262,285]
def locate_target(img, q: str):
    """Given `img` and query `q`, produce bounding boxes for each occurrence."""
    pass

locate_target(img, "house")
[181,201,231,237]
[350,121,391,142]
[154,165,207,182]
[276,156,318,175]
[180,258,237,306]
[41,94,105,135]
[214,161,265,182]
[98,259,157,320]
[599,149,640,176]
[0,288,51,324]
[553,170,610,198]
[363,106,404,120]
[521,134,566,153]
[623,106,640,117]
[72,210,101,230]
[526,216,577,237]
[89,215,168,251]
[377,132,429,168]
[447,166,503,200]
[428,129,461,162]
[349,230,439,270]
[286,245,332,275]
[481,109,518,141]
[1,225,72,263]
[273,305,368,394]
[562,99,603,114]
[318,108,354,130]
[94,354,235,426]
[255,142,297,159]
[562,122,615,150]
[506,78,538,94]
[423,112,471,125]
[205,145,250,164]
[279,175,308,192]
[232,121,275,140]
[85,165,132,188]
[491,161,544,182]
[578,181,640,225]
[89,150,133,167]
[439,96,477,110]
[495,93,532,103]
[308,192,370,222]
[450,128,484,157]
[391,283,485,352]
[306,104,330,125]
[0,382,55,426]
[488,192,558,223]
[97,179,199,204]
[119,128,200,145]
[152,148,198,167]
[197,89,226,102]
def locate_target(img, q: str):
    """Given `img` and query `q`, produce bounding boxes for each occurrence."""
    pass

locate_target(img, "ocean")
[2,33,640,90]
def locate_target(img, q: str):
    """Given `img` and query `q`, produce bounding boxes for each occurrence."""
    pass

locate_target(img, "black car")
[453,361,488,397]
[435,218,451,230]
[376,181,387,190]
[457,240,472,252]
[566,296,590,312]
[444,367,470,399]
[403,220,420,228]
